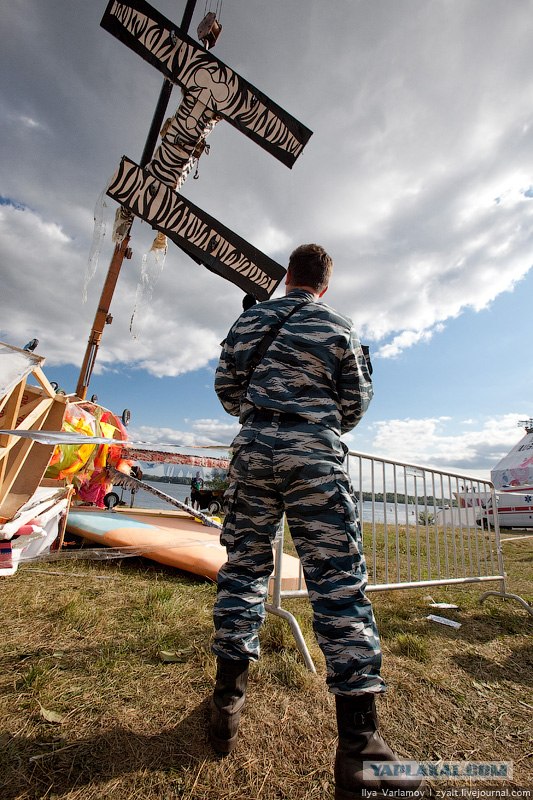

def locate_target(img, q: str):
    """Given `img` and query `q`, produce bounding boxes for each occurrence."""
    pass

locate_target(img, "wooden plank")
[0,403,53,504]
[10,394,50,429]
[0,398,56,480]
[107,157,286,300]
[0,379,26,490]
[0,379,26,447]
[100,0,312,168]
[0,436,35,506]
[14,398,54,433]
[0,392,12,415]
[55,486,74,550]
[0,348,69,521]
[0,394,66,518]
[32,366,59,399]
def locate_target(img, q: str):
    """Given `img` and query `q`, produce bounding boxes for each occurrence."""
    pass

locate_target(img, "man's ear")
[285,268,292,285]
[318,285,328,298]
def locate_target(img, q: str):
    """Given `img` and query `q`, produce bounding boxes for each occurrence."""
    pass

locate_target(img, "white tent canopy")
[491,431,533,490]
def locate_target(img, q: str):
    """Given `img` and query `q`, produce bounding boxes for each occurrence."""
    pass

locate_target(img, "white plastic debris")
[426,614,462,629]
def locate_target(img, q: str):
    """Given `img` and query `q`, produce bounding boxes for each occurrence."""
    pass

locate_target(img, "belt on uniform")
[250,408,309,425]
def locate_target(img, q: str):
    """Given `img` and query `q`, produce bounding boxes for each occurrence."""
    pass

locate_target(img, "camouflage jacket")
[215,289,373,435]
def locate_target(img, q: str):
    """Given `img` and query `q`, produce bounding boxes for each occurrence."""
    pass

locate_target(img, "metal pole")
[75,0,198,399]
[140,80,174,168]
[140,0,197,166]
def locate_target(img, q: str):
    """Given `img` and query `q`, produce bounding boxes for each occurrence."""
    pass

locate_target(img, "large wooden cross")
[76,0,311,398]
[102,0,312,298]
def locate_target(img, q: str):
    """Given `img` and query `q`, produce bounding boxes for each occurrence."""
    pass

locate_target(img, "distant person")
[190,471,204,509]
[209,244,423,796]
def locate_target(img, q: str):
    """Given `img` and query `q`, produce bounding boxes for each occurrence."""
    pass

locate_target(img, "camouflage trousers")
[212,414,385,695]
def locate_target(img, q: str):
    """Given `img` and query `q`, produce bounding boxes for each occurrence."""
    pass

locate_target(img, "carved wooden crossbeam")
[101,0,312,298]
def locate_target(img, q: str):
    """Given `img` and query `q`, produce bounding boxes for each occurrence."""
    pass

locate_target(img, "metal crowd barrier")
[265,449,533,672]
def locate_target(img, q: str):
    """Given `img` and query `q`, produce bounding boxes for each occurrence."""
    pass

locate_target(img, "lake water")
[124,480,419,525]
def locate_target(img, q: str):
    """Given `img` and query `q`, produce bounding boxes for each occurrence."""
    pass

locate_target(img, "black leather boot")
[335,694,424,799]
[209,657,249,755]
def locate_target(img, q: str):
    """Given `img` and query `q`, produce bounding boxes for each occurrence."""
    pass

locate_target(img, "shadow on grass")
[0,699,217,800]
[452,641,533,687]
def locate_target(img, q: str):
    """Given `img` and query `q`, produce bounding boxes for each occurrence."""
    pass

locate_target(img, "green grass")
[390,632,431,662]
[0,533,531,799]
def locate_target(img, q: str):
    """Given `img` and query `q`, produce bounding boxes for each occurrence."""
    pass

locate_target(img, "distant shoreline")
[142,475,193,486]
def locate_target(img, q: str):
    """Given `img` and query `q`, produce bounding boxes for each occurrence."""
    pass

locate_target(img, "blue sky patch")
[0,196,26,211]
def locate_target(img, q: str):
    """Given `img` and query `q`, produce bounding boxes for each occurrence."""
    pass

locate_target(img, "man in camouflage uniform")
[209,244,423,798]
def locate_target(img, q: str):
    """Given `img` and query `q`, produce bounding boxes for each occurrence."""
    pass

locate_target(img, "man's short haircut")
[288,243,333,293]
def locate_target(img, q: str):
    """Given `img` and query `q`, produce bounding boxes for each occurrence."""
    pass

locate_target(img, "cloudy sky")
[1,0,532,478]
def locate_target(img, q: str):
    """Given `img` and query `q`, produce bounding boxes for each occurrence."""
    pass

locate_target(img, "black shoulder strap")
[247,300,308,379]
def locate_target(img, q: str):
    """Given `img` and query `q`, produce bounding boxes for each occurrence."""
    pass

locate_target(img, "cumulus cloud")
[300,3,533,354]
[1,0,532,376]
[132,417,239,448]
[376,325,445,359]
[0,200,231,375]
[0,203,88,363]
[365,413,529,475]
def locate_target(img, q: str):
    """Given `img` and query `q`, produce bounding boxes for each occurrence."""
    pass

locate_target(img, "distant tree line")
[142,478,455,507]
[359,492,457,507]
[145,475,192,486]
[144,469,230,490]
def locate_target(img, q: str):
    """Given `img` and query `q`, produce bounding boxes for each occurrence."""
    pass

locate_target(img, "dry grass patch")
[0,540,532,799]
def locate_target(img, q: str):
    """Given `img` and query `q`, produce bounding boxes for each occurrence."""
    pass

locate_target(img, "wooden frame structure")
[0,342,68,523]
